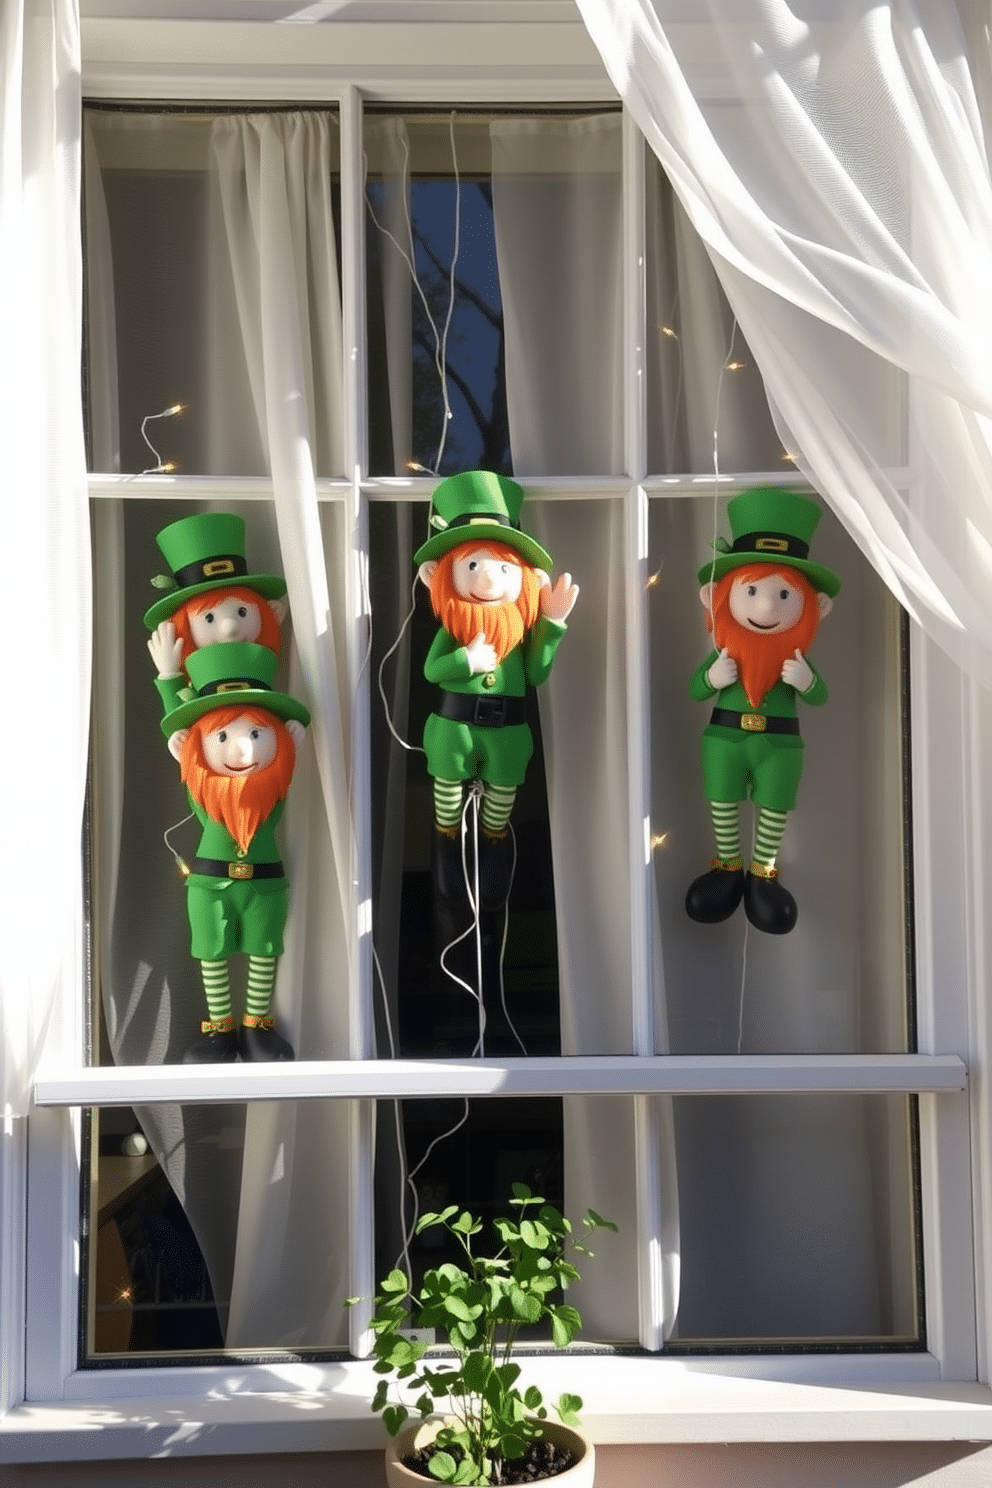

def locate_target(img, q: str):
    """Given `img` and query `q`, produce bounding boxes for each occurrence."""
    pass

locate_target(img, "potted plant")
[351,1182,616,1486]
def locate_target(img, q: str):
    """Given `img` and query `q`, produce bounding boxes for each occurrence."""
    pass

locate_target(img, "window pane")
[667,1094,921,1347]
[84,107,343,477]
[645,154,905,476]
[365,110,623,478]
[84,1105,353,1359]
[649,495,909,1055]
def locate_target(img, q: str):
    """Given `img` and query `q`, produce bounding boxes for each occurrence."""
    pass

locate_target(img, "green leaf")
[443,1294,482,1322]
[519,1219,550,1251]
[451,1210,481,1235]
[380,1269,410,1294]
[382,1405,409,1435]
[370,1380,389,1413]
[556,1393,583,1426]
[426,1450,458,1482]
[509,1286,542,1323]
[523,1384,544,1410]
[586,1208,619,1232]
[462,1351,494,1392]
[510,1182,533,1202]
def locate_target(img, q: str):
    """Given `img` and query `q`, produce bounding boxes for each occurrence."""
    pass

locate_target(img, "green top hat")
[698,487,841,597]
[144,512,288,629]
[161,641,311,737]
[413,470,553,571]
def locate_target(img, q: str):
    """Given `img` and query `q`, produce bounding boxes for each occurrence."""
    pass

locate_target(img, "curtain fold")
[211,112,353,1347]
[0,0,89,1117]
[575,0,992,690]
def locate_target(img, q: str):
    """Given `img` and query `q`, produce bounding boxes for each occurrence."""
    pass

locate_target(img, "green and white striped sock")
[199,959,232,1022]
[433,777,463,830]
[246,955,277,1020]
[753,808,789,869]
[480,783,516,835]
[710,801,741,862]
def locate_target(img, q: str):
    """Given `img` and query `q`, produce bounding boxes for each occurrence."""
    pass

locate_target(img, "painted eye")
[501,565,509,575]
[780,589,791,601]
[747,585,757,596]
[204,612,215,623]
[237,606,248,618]
[250,729,260,739]
[217,730,227,743]
[468,560,478,571]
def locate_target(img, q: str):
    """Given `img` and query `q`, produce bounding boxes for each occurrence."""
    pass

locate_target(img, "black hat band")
[173,553,249,589]
[445,512,519,533]
[731,530,810,561]
[198,677,272,698]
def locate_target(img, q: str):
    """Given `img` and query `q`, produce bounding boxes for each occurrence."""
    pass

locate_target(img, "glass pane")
[365,110,623,478]
[369,500,564,1062]
[373,1095,639,1350]
[84,107,343,477]
[84,1105,353,1359]
[645,153,905,475]
[91,497,348,1071]
[649,494,909,1055]
[667,1094,921,1347]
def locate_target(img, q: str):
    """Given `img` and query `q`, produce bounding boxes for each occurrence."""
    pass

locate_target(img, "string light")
[650,832,670,851]
[140,402,186,475]
[406,460,433,474]
[724,359,746,372]
[781,450,797,463]
[646,568,663,589]
[658,324,679,340]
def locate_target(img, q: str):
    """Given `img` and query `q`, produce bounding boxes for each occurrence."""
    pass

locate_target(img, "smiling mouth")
[470,592,499,604]
[226,763,257,773]
[747,619,779,630]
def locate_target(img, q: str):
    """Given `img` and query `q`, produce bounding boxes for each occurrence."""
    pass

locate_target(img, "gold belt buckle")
[228,861,254,880]
[741,712,767,732]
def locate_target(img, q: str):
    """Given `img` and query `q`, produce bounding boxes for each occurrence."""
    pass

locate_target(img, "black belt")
[191,857,285,880]
[709,707,800,736]
[437,692,526,728]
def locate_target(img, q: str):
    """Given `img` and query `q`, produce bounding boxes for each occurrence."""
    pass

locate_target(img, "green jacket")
[188,794,285,868]
[424,616,566,696]
[689,649,828,718]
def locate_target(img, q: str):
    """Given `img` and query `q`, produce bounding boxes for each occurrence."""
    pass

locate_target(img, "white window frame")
[2,6,992,1463]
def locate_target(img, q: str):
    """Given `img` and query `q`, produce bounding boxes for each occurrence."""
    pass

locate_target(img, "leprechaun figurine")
[415,471,578,910]
[145,512,288,716]
[163,642,310,1063]
[685,487,840,935]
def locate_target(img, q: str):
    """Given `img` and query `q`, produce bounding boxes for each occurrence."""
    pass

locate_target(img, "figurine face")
[189,594,263,648]
[201,714,277,776]
[728,571,805,633]
[451,547,524,606]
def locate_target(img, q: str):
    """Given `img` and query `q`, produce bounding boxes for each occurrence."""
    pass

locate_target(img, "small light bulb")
[725,360,745,372]
[650,832,669,851]
[659,325,679,340]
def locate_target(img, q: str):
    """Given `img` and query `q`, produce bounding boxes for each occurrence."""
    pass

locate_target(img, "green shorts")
[700,725,805,813]
[423,711,534,787]
[186,874,288,960]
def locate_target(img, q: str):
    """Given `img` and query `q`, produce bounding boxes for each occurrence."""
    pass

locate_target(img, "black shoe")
[240,1019,295,1062]
[182,1025,240,1064]
[478,828,514,912]
[743,867,797,935]
[685,859,745,923]
[432,823,468,905]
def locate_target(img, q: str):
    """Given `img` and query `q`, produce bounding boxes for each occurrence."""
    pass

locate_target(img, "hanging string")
[705,313,754,1055]
[365,113,528,1276]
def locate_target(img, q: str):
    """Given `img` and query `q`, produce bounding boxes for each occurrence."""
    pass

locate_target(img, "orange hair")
[429,541,541,662]
[172,587,283,672]
[709,563,823,709]
[180,704,296,855]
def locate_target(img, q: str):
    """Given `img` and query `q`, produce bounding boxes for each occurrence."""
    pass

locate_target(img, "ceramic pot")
[384,1416,595,1487]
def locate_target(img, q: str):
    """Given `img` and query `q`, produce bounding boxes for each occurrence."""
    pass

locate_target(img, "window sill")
[4,1358,992,1463]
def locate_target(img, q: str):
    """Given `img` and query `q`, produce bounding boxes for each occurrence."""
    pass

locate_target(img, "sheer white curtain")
[86,110,354,1346]
[0,0,88,1119]
[576,0,992,692]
